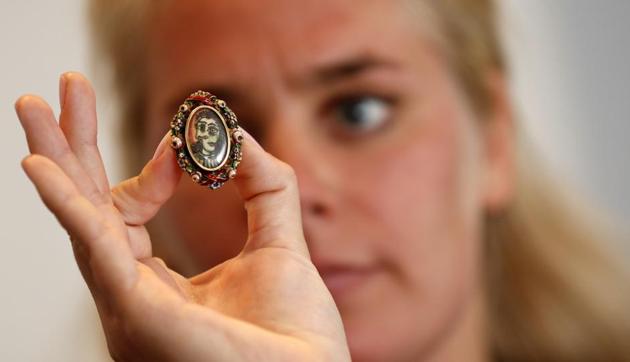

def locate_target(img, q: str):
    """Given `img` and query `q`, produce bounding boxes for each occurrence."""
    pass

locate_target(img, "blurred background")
[1,1,628,361]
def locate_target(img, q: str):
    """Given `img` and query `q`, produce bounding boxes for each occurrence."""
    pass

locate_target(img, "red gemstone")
[189,95,213,106]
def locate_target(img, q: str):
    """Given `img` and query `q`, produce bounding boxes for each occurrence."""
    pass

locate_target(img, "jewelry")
[169,91,243,190]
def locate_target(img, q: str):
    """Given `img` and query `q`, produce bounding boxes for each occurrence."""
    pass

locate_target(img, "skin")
[17,0,514,361]
[16,73,350,361]
[143,0,514,361]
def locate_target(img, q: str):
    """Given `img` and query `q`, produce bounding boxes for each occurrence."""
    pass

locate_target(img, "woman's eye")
[333,96,392,133]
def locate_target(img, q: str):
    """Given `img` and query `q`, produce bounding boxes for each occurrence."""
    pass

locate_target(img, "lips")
[317,264,378,299]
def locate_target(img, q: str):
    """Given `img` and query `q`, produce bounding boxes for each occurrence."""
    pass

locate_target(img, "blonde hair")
[89,1,630,360]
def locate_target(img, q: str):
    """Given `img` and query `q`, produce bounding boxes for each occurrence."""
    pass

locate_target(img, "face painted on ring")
[194,117,219,161]
[187,108,228,171]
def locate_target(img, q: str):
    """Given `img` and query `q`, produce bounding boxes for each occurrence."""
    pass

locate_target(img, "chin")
[344,316,405,362]
[337,282,468,362]
[337,295,416,362]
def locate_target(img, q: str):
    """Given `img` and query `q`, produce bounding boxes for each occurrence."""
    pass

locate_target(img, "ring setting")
[170,91,243,190]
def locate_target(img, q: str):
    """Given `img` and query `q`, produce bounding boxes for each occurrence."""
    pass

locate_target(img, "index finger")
[21,155,137,294]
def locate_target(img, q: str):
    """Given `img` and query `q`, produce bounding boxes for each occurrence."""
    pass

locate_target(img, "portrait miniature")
[186,107,228,171]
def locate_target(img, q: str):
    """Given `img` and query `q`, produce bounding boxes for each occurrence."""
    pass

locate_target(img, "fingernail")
[152,132,171,160]
[59,73,68,109]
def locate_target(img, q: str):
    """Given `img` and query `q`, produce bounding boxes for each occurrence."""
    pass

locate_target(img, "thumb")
[111,132,182,226]
[235,130,309,258]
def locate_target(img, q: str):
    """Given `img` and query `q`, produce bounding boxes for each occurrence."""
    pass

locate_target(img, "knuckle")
[277,161,297,183]
[54,144,73,160]
[85,187,108,206]
[135,172,162,206]
[52,188,82,214]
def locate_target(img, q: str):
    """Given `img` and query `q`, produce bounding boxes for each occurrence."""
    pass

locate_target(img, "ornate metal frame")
[169,91,243,190]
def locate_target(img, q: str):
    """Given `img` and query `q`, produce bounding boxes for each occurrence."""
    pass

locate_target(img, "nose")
[261,116,332,219]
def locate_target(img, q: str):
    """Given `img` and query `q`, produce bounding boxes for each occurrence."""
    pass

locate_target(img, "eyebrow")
[307,54,401,85]
[165,55,399,112]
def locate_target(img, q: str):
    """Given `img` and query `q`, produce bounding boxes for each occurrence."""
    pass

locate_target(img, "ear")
[480,71,516,214]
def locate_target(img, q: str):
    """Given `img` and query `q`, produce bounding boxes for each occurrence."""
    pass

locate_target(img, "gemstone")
[170,136,183,149]
[232,129,244,143]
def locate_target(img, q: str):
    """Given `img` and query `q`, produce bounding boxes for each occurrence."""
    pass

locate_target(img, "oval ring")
[169,91,243,190]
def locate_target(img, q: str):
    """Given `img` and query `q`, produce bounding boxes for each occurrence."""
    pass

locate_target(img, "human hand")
[16,72,350,362]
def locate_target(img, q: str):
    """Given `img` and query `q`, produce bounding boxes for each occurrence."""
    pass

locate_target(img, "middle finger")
[16,95,109,206]
[58,72,111,194]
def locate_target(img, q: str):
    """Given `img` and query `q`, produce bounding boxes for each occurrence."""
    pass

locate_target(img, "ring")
[169,91,243,190]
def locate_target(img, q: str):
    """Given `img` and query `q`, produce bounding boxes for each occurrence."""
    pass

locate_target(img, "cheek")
[393,128,481,322]
[391,120,481,285]
[347,108,483,282]
[337,100,485,357]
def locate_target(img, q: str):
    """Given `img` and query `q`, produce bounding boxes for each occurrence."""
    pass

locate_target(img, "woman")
[16,0,630,360]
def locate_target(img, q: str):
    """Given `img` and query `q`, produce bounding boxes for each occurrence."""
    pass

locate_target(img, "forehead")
[151,0,418,56]
[147,0,430,97]
[197,114,216,122]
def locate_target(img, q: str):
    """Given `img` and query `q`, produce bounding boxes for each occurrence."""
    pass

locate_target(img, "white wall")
[1,1,628,361]
[0,1,111,361]
[502,0,630,222]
